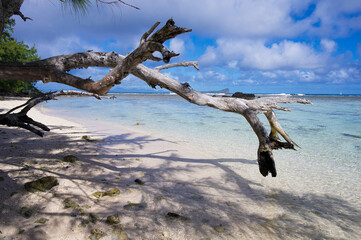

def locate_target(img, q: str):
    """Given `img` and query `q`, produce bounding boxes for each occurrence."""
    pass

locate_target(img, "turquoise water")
[43,94,361,204]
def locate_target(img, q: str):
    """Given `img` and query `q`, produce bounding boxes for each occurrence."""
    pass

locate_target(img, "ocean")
[43,93,361,207]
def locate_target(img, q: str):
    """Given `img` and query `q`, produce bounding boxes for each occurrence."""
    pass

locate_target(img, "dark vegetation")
[0,19,41,96]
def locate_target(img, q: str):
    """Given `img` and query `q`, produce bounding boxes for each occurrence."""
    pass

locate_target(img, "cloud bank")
[13,0,361,93]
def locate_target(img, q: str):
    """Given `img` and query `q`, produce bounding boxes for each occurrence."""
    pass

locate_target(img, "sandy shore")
[1,98,360,240]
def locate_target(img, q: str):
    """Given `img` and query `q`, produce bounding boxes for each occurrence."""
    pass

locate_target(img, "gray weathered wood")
[0,19,312,177]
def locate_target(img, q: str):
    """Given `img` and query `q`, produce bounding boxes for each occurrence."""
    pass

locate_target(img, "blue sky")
[13,0,361,94]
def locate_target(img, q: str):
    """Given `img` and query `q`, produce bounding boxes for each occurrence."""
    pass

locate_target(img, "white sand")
[1,98,360,240]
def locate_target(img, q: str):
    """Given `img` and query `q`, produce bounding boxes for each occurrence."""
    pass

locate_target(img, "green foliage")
[0,19,41,95]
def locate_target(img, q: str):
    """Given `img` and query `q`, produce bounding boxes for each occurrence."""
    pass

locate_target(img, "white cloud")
[204,70,228,81]
[199,38,332,70]
[190,70,229,83]
[299,71,319,82]
[10,0,361,89]
[328,69,348,79]
[169,38,185,55]
[163,72,180,81]
[326,68,361,83]
[227,60,238,69]
[260,71,278,79]
[199,46,218,66]
[16,0,361,46]
[311,0,361,37]
[233,79,257,85]
[321,39,337,53]
[37,36,102,58]
[16,0,357,50]
[72,67,108,81]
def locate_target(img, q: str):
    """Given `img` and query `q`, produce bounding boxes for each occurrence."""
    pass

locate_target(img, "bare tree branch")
[0,0,25,35]
[141,21,161,44]
[14,10,32,21]
[0,20,191,95]
[0,90,100,136]
[0,19,312,177]
[154,61,199,71]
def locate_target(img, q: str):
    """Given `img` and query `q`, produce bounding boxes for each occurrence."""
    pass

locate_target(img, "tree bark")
[0,19,312,177]
[0,0,28,36]
[0,91,100,136]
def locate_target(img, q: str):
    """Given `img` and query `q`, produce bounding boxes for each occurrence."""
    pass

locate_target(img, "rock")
[25,160,37,165]
[111,226,128,240]
[189,194,204,201]
[106,215,120,225]
[63,198,79,209]
[89,213,100,223]
[20,207,33,218]
[166,212,181,218]
[20,166,30,171]
[81,135,94,141]
[82,204,92,209]
[89,228,107,240]
[92,188,120,199]
[165,212,189,222]
[63,198,86,215]
[134,179,144,185]
[61,155,78,163]
[35,218,49,224]
[155,196,164,202]
[79,219,89,228]
[24,176,58,192]
[214,225,225,233]
[123,203,147,211]
[231,92,255,100]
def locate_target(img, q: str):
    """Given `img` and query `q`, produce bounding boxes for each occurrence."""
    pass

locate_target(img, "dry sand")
[1,98,360,240]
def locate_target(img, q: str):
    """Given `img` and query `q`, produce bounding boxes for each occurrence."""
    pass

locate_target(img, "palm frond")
[60,0,92,15]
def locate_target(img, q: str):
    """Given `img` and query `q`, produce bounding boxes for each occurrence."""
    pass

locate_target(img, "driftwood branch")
[154,61,199,71]
[0,90,100,136]
[0,19,190,95]
[14,10,32,21]
[0,19,312,177]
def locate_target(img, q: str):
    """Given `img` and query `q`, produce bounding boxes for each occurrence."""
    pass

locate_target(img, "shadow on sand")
[0,126,360,239]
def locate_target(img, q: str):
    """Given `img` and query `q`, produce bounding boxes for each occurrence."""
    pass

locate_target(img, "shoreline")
[1,98,361,239]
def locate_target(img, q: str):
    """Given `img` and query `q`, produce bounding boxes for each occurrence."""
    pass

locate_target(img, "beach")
[1,97,361,240]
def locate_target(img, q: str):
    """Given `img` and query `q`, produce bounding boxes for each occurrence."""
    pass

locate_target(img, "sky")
[12,0,361,94]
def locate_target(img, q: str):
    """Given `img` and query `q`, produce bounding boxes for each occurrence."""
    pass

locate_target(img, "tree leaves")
[0,20,40,95]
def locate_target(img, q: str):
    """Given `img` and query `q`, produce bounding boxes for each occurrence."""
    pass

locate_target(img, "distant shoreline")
[105,92,361,96]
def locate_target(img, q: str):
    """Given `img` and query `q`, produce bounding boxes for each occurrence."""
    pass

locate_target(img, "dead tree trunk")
[0,0,29,36]
[0,19,311,177]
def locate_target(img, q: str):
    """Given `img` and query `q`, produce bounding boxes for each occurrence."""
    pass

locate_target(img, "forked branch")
[0,19,312,177]
[0,19,191,96]
[154,61,199,71]
[0,91,100,136]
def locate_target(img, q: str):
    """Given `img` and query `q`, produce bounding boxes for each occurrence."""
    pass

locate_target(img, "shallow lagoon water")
[44,94,361,207]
